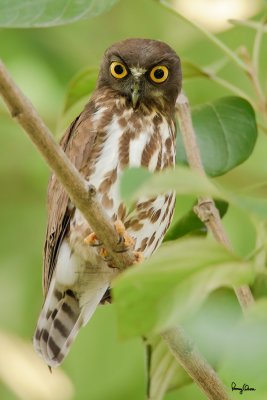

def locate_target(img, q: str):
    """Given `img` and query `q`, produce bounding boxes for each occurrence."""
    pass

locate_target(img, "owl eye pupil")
[114,64,124,75]
[154,69,164,79]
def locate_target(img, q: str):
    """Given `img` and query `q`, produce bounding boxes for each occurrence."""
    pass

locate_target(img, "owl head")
[97,38,182,111]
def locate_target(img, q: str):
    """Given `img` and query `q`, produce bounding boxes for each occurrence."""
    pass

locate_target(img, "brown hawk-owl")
[34,38,182,367]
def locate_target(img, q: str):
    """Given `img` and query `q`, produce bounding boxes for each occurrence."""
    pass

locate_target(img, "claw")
[114,220,125,236]
[133,251,144,264]
[84,232,102,246]
[114,220,135,249]
[99,247,110,260]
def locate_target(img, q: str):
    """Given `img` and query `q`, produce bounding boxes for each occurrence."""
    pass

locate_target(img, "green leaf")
[221,204,256,258]
[121,166,221,203]
[164,199,228,241]
[182,60,209,79]
[184,288,243,366]
[219,300,267,398]
[113,238,253,338]
[176,97,257,177]
[120,167,267,221]
[146,335,191,400]
[120,168,152,205]
[63,68,98,113]
[228,192,267,219]
[0,0,118,28]
[252,273,267,299]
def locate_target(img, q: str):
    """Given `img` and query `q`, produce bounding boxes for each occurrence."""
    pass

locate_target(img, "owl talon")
[114,220,126,236]
[133,251,144,264]
[114,220,135,249]
[84,232,102,247]
[99,247,111,261]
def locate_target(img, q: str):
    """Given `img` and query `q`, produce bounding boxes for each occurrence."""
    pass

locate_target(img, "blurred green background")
[0,0,267,399]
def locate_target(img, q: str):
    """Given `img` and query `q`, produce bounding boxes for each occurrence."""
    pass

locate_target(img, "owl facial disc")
[98,38,182,111]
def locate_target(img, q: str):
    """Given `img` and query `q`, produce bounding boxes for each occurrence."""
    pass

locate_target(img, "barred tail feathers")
[33,276,108,367]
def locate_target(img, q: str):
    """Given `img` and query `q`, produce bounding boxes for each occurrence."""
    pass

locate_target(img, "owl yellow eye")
[150,65,169,83]
[110,62,128,79]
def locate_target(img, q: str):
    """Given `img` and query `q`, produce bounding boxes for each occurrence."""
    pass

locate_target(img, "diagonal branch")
[0,60,135,271]
[176,91,255,311]
[0,60,230,400]
[161,326,230,400]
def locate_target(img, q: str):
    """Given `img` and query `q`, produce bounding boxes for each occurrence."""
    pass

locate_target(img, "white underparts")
[55,241,82,286]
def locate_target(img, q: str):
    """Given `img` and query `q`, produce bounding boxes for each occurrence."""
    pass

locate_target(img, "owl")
[34,38,182,367]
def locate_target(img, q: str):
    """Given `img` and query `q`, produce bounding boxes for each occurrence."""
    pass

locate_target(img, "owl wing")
[43,101,97,296]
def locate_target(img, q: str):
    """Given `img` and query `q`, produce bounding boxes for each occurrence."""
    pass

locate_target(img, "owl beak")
[131,81,140,109]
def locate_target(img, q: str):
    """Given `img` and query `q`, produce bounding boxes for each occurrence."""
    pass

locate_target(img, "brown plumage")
[34,38,182,367]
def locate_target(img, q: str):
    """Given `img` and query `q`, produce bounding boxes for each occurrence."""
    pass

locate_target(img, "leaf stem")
[258,122,267,134]
[208,73,257,108]
[239,46,266,115]
[252,18,266,79]
[229,19,267,32]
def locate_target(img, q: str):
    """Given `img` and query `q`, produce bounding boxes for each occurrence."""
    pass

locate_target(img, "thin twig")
[208,74,257,110]
[176,91,255,311]
[0,60,135,271]
[229,19,267,32]
[158,0,249,73]
[258,122,267,135]
[0,60,230,400]
[161,326,230,400]
[239,46,266,115]
[252,18,266,79]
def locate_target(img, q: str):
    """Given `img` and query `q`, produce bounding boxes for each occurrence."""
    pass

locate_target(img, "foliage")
[164,199,228,241]
[1,0,267,399]
[113,238,253,338]
[145,335,191,400]
[63,68,99,112]
[176,97,257,176]
[0,0,118,27]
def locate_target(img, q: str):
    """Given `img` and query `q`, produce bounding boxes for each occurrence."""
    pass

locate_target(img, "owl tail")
[33,276,108,368]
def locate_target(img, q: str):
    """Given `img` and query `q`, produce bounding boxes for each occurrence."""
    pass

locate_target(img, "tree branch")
[176,91,255,311]
[0,60,230,400]
[161,326,229,400]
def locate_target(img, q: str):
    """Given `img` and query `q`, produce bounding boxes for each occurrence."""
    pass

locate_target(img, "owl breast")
[71,94,176,259]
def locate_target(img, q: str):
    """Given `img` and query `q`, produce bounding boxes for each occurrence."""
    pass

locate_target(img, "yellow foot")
[133,251,144,264]
[114,220,135,249]
[84,232,101,246]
